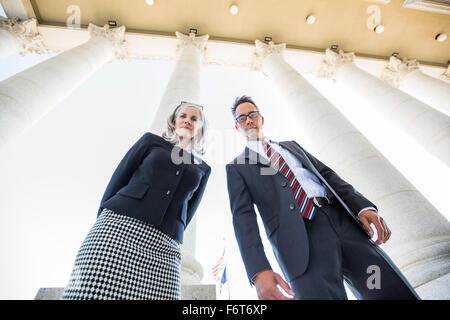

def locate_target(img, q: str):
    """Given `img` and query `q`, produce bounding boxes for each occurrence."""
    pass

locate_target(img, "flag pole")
[227,270,231,300]
[223,237,230,300]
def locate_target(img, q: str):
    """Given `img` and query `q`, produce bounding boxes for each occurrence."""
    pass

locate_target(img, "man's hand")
[252,270,295,300]
[359,210,391,245]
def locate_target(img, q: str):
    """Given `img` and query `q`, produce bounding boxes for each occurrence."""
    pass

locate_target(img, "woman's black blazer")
[98,132,211,243]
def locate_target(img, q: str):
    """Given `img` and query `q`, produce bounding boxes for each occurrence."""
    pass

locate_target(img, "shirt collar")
[246,137,271,157]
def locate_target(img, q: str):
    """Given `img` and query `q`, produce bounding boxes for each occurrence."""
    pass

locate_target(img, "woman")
[61,101,211,300]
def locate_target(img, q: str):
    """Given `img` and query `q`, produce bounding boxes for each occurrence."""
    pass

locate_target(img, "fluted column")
[381,56,450,117]
[319,49,450,167]
[0,23,127,149]
[255,40,450,299]
[0,17,47,58]
[150,32,209,287]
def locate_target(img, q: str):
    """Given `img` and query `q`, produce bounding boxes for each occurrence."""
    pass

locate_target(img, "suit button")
[175,170,180,176]
[166,190,171,195]
[289,203,295,210]
[281,181,287,187]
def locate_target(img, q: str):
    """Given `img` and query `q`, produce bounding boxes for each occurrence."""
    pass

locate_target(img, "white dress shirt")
[246,138,376,216]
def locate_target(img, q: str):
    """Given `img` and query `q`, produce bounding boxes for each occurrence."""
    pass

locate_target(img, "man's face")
[234,102,265,141]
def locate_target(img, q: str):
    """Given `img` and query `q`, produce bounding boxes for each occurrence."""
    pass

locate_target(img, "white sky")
[0,6,449,299]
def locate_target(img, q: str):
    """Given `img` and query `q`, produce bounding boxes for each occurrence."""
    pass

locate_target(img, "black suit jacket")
[99,132,211,243]
[226,139,376,283]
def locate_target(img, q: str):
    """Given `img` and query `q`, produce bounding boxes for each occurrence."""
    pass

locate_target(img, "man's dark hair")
[231,95,260,121]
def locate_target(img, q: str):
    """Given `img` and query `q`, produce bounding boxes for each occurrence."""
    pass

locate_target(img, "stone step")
[35,284,216,300]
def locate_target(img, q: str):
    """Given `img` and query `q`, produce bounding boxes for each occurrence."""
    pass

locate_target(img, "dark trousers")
[289,203,420,300]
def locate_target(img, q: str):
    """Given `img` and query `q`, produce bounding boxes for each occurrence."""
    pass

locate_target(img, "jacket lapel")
[236,139,317,174]
[237,140,313,169]
[171,145,209,173]
[277,141,316,172]
[235,146,270,167]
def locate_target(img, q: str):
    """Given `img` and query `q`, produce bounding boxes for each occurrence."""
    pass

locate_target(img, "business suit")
[62,131,210,300]
[226,139,419,299]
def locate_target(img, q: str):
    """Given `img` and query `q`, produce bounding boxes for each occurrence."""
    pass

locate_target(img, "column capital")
[88,23,127,60]
[254,40,286,58]
[440,64,450,82]
[381,56,421,87]
[0,17,48,55]
[252,40,286,71]
[317,48,355,80]
[175,31,209,55]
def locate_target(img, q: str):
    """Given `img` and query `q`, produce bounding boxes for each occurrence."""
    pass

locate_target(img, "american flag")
[211,249,226,282]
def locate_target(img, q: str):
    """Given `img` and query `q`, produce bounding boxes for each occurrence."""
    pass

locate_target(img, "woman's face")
[174,106,202,140]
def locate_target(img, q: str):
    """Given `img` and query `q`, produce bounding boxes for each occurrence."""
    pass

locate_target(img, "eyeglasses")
[235,111,260,123]
[178,101,204,111]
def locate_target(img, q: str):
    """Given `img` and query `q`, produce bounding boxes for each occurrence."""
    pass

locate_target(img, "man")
[225,95,419,300]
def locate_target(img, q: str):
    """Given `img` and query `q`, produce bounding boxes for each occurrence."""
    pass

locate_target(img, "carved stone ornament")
[175,31,209,56]
[317,48,355,81]
[380,56,420,87]
[0,17,48,55]
[88,23,128,60]
[440,64,450,82]
[252,40,286,71]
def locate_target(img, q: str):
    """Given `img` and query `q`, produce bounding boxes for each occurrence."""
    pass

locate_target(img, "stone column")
[0,17,47,59]
[0,23,127,149]
[319,49,450,167]
[440,65,450,82]
[381,56,450,117]
[149,31,214,298]
[150,31,208,136]
[255,40,450,299]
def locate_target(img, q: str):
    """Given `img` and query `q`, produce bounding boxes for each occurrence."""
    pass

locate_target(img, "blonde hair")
[162,103,207,155]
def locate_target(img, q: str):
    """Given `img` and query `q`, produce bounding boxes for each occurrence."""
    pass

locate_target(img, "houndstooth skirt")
[61,208,182,300]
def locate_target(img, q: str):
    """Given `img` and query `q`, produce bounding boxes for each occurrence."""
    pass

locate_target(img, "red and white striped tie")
[263,140,316,220]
